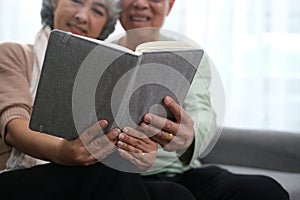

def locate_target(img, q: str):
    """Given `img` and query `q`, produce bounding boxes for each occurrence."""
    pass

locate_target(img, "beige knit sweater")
[0,42,34,169]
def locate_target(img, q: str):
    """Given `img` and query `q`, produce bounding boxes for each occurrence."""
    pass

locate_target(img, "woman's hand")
[5,119,119,167]
[56,120,120,166]
[117,127,157,171]
[141,96,195,152]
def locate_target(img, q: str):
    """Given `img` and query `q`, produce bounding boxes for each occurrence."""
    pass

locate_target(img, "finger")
[80,120,107,144]
[153,131,175,147]
[118,148,146,167]
[105,128,121,144]
[122,127,148,140]
[117,140,140,154]
[143,113,179,135]
[80,128,119,164]
[141,122,184,149]
[140,122,171,142]
[87,129,116,153]
[90,135,117,160]
[93,143,116,160]
[118,128,148,150]
[86,120,108,135]
[163,96,191,123]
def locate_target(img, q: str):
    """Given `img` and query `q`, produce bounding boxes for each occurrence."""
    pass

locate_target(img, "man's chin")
[126,27,160,41]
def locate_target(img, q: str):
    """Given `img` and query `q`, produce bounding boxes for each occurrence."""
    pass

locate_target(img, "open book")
[29,30,204,140]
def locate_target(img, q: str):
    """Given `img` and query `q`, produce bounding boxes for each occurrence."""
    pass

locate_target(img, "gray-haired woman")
[0,0,122,173]
[40,0,120,40]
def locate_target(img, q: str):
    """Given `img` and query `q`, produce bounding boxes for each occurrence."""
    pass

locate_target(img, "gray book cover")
[29,30,203,140]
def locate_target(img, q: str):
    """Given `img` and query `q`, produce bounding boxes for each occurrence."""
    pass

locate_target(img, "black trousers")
[0,162,194,200]
[144,165,290,200]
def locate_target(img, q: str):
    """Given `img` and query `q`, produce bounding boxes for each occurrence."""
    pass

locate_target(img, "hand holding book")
[117,95,195,167]
[51,120,120,166]
[140,96,195,152]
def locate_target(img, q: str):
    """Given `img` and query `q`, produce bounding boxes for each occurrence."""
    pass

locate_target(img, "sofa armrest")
[201,127,300,172]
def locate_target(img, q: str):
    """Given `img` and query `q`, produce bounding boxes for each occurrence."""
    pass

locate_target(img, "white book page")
[67,30,138,55]
[135,41,198,53]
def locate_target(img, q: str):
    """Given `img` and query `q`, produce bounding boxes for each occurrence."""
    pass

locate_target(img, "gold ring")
[168,133,174,141]
[139,152,145,160]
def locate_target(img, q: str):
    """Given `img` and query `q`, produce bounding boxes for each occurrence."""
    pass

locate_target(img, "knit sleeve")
[0,42,34,139]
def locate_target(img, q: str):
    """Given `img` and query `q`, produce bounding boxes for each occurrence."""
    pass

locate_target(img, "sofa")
[200,127,300,200]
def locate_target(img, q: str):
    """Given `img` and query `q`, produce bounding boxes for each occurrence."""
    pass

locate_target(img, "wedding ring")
[139,152,145,160]
[168,133,174,141]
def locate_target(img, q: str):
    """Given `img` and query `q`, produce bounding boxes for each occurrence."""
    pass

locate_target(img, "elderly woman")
[0,0,121,170]
[0,0,193,199]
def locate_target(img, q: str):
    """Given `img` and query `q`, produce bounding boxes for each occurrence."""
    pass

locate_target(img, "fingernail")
[99,120,107,127]
[119,133,125,140]
[140,122,147,128]
[117,141,124,147]
[164,96,172,104]
[112,129,120,136]
[144,114,151,123]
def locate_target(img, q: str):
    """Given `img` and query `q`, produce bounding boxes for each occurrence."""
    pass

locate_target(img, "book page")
[63,30,137,55]
[135,41,198,54]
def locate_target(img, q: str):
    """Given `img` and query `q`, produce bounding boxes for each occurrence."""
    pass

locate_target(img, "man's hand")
[141,96,195,152]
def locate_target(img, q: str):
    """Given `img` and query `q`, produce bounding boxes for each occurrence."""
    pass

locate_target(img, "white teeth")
[132,17,148,22]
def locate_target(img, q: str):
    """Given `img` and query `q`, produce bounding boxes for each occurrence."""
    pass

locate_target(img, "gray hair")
[40,0,121,40]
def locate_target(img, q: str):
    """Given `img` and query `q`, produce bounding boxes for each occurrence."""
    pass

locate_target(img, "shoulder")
[0,42,34,71]
[0,42,33,59]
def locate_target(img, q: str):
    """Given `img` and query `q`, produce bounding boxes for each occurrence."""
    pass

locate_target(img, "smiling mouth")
[67,24,87,35]
[131,16,150,22]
